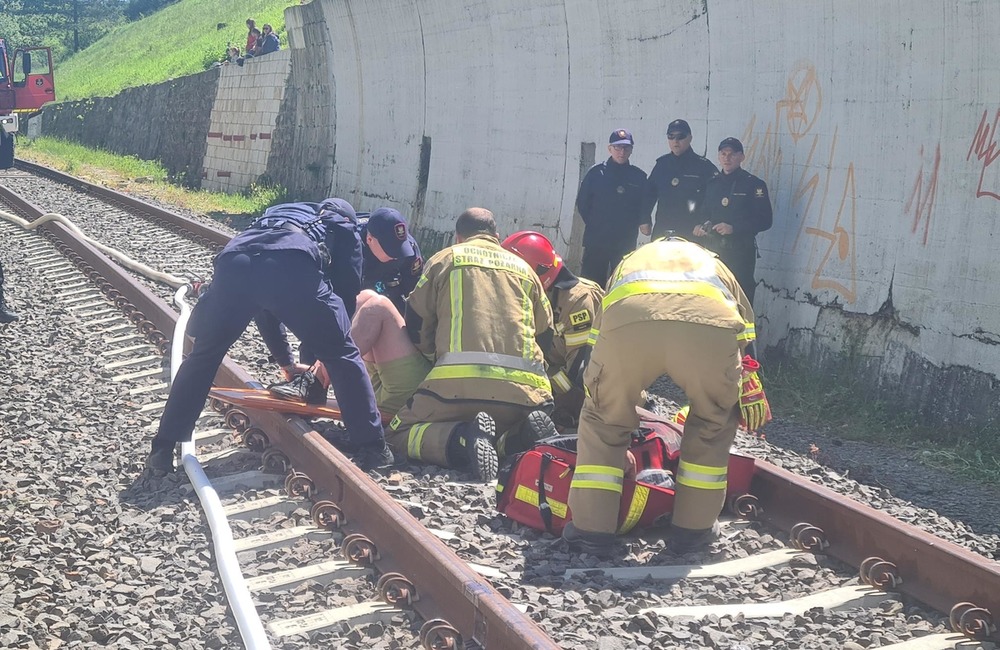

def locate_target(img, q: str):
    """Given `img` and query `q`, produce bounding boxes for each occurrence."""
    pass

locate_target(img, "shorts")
[367,353,432,414]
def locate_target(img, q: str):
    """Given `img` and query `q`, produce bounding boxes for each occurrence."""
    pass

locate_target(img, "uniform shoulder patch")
[755,187,765,197]
[569,309,592,329]
[410,256,423,275]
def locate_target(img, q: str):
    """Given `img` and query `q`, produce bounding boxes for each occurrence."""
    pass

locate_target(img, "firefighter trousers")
[387,389,535,467]
[568,319,742,534]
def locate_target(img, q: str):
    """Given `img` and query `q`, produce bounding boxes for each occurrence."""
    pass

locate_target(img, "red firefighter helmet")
[501,230,563,289]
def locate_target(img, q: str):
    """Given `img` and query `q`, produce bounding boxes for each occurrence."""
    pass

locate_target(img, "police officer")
[358,207,423,315]
[146,199,393,473]
[576,129,648,288]
[696,137,773,303]
[387,208,555,481]
[562,238,759,555]
[641,119,718,239]
[502,231,603,429]
[0,259,18,324]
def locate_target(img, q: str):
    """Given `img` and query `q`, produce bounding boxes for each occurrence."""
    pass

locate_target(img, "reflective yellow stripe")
[618,484,650,534]
[449,268,463,352]
[407,423,431,460]
[587,327,599,346]
[604,279,734,311]
[571,464,624,493]
[563,331,590,347]
[551,369,572,393]
[415,273,429,289]
[426,364,551,391]
[676,459,728,490]
[438,351,544,374]
[521,279,533,360]
[737,322,756,342]
[513,484,568,518]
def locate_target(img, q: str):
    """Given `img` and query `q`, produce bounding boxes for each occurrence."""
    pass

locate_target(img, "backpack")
[495,412,755,535]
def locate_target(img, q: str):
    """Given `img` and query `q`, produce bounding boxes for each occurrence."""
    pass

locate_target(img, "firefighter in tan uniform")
[387,208,556,481]
[502,231,604,429]
[562,237,760,554]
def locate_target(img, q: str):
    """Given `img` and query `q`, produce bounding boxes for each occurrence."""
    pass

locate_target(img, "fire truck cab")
[1,38,56,169]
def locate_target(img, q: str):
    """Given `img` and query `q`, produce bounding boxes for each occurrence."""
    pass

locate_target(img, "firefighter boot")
[145,438,177,474]
[497,410,557,457]
[668,521,721,554]
[445,412,498,482]
[0,291,18,324]
[562,521,618,557]
[268,371,327,405]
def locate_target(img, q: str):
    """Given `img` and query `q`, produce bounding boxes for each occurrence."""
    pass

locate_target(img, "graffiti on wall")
[967,109,1000,201]
[742,61,858,304]
[905,144,941,246]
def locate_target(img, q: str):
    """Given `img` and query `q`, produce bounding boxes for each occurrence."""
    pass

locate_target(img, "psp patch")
[569,309,591,329]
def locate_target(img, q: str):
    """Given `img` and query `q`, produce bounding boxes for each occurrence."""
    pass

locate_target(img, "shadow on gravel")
[118,470,191,509]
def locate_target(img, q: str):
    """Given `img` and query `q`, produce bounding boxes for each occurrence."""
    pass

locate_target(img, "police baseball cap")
[368,207,416,259]
[667,119,691,136]
[718,137,744,153]
[609,129,634,146]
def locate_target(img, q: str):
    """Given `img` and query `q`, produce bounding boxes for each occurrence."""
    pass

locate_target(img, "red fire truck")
[0,38,56,169]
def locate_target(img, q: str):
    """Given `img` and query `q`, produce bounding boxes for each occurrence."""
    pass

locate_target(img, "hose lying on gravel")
[0,208,189,288]
[1,206,272,649]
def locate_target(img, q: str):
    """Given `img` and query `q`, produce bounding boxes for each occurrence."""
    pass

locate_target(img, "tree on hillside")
[124,0,180,21]
[0,1,28,46]
[13,0,126,58]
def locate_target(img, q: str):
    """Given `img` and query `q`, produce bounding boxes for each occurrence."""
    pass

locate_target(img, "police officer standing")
[146,199,393,473]
[562,238,760,555]
[641,119,718,239]
[696,137,773,303]
[0,259,18,324]
[358,207,423,315]
[576,129,648,288]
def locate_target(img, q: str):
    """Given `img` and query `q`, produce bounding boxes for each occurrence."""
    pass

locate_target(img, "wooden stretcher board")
[209,387,393,424]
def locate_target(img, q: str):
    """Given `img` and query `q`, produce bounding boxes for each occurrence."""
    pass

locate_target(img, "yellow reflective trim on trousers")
[678,459,727,475]
[618,484,650,534]
[407,423,432,460]
[571,480,624,493]
[425,363,551,391]
[604,279,734,311]
[513,484,568,518]
[576,464,624,477]
[677,476,729,490]
[563,331,590,347]
[571,464,624,493]
[677,459,728,490]
[551,369,572,393]
[521,279,533,360]
[449,268,463,352]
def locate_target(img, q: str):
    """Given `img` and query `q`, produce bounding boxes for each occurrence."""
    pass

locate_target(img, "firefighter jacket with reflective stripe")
[547,268,604,394]
[405,234,554,405]
[600,238,755,345]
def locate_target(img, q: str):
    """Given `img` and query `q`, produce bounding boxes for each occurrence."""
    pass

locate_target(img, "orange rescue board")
[209,387,393,424]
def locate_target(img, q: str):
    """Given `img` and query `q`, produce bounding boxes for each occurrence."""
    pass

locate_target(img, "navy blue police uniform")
[358,210,423,315]
[576,130,648,287]
[150,199,388,468]
[700,160,773,303]
[643,148,718,239]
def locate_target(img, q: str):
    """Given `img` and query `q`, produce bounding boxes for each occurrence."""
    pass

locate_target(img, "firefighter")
[387,208,556,481]
[501,231,603,430]
[562,237,763,554]
[0,259,18,323]
[146,199,393,474]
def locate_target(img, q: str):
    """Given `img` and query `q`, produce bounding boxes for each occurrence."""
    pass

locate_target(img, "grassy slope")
[54,0,298,100]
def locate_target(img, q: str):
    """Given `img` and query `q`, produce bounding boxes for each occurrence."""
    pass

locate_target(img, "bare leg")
[351,290,419,364]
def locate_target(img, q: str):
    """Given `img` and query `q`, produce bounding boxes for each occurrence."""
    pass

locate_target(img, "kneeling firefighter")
[562,237,768,555]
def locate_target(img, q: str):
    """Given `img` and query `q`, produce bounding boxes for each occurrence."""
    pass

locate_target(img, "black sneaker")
[145,439,177,474]
[447,412,498,482]
[352,443,395,471]
[668,521,721,554]
[562,521,618,556]
[268,371,327,405]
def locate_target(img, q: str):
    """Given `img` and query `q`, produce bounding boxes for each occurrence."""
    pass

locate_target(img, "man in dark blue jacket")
[576,129,648,287]
[358,207,423,315]
[146,199,392,473]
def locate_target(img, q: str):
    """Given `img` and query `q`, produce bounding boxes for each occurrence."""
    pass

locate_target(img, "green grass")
[19,136,285,223]
[54,0,298,100]
[766,355,1000,485]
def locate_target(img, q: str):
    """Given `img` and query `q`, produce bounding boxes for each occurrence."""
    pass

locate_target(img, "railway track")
[1,160,998,649]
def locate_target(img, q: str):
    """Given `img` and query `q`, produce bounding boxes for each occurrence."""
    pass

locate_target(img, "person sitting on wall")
[246,18,259,54]
[259,24,281,55]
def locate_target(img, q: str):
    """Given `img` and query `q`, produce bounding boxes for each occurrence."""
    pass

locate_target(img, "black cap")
[368,207,416,259]
[609,129,634,146]
[667,119,691,136]
[718,137,744,153]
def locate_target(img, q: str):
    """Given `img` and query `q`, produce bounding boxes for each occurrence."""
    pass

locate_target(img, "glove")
[739,355,772,431]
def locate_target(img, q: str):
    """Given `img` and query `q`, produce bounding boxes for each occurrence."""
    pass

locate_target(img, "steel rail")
[753,461,1000,621]
[0,180,559,649]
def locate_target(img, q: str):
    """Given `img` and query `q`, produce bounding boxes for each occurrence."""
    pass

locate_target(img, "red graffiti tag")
[967,109,1000,201]
[905,144,940,246]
